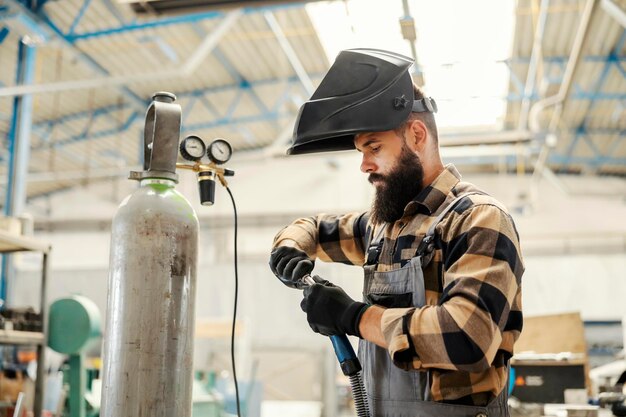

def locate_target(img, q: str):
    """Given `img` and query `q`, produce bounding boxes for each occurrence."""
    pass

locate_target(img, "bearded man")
[269,48,524,417]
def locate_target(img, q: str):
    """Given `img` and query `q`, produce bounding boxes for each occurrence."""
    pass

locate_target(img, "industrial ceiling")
[0,0,624,203]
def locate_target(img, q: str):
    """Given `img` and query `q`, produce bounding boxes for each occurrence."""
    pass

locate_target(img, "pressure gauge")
[207,139,232,165]
[180,135,206,162]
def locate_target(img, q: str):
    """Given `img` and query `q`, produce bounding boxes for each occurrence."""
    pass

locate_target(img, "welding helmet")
[287,48,437,155]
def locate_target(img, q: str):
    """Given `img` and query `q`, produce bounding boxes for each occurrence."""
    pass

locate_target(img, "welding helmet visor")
[288,48,418,155]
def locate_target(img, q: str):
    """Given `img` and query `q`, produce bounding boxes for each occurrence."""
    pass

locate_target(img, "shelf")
[0,230,51,254]
[0,231,49,417]
[0,329,45,345]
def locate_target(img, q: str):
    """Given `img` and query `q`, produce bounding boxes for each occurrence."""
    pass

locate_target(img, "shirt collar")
[404,164,462,216]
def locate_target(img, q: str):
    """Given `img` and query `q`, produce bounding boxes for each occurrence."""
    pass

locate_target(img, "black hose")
[226,186,241,417]
[348,372,370,417]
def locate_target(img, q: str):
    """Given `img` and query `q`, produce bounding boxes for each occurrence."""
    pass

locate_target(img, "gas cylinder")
[101,92,199,417]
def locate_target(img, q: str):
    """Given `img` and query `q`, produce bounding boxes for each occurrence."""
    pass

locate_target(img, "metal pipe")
[400,0,424,86]
[264,11,315,96]
[517,0,550,131]
[0,9,242,97]
[35,252,49,417]
[529,0,600,133]
[601,0,626,28]
[529,0,601,201]
[438,129,532,146]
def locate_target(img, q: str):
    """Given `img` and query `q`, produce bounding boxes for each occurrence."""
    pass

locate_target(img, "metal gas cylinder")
[101,92,199,417]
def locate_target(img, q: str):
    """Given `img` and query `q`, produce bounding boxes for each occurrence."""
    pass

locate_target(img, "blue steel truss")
[2,0,146,109]
[28,75,314,152]
[0,0,625,186]
[0,0,310,112]
[39,1,304,42]
[558,29,626,171]
[0,26,9,44]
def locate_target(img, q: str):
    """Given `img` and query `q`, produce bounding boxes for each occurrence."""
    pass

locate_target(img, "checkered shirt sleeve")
[272,212,369,266]
[381,200,524,400]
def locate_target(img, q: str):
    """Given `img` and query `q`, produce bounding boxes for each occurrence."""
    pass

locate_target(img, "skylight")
[306,0,516,131]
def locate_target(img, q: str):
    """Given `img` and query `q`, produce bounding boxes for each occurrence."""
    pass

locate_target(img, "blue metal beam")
[614,29,626,78]
[5,40,36,214]
[549,154,626,166]
[134,34,179,63]
[183,110,291,132]
[0,26,9,44]
[64,3,304,42]
[565,29,626,169]
[605,133,626,158]
[68,0,93,35]
[29,74,315,143]
[68,10,221,41]
[29,78,303,151]
[197,93,220,117]
[34,102,134,127]
[181,95,199,124]
[503,61,525,94]
[50,110,140,149]
[101,0,127,26]
[4,0,147,110]
[507,91,626,101]
[506,55,626,64]
[3,10,50,41]
[2,38,36,307]
[195,26,272,118]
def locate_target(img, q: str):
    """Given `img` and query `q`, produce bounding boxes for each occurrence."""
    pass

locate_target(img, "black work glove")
[300,278,369,337]
[269,246,315,289]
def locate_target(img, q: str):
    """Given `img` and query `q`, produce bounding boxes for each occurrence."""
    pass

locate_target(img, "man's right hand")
[269,246,315,288]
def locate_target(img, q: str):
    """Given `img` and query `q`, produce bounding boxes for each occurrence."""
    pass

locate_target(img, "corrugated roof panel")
[2,0,625,203]
[31,145,80,171]
[611,138,626,162]
[252,82,287,111]
[583,101,607,130]
[77,0,129,34]
[30,180,86,198]
[239,15,283,80]
[543,9,562,57]
[601,67,626,100]
[573,133,600,160]
[273,8,329,74]
[590,8,623,54]
[243,121,280,146]
[80,33,168,76]
[594,133,619,157]
[42,0,81,33]
[201,88,239,119]
[515,1,534,57]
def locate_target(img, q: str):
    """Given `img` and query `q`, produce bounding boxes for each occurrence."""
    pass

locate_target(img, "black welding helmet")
[288,48,437,155]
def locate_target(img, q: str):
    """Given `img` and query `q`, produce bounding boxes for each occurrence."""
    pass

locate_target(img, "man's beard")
[369,145,424,225]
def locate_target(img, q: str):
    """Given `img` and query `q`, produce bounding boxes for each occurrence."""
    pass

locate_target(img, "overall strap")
[365,224,387,266]
[415,192,484,257]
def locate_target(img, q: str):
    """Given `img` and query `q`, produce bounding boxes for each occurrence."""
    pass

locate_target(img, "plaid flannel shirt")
[273,165,524,405]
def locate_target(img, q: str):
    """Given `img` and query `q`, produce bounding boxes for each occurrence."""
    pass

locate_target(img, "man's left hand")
[300,279,369,337]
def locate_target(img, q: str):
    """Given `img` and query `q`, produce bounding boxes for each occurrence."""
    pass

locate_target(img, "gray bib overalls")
[357,194,509,417]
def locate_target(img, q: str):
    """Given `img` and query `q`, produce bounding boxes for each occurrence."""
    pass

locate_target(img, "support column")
[1,37,36,307]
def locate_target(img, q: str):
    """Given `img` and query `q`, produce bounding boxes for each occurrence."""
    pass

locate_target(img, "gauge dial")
[180,135,206,162]
[207,139,233,165]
